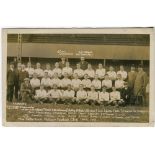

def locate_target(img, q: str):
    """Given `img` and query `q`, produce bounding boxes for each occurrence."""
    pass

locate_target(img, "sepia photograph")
[2,28,154,126]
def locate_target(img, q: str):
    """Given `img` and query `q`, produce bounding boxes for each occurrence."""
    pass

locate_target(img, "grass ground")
[6,102,149,123]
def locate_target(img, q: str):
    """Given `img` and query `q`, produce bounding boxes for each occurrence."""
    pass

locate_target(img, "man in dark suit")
[15,62,22,101]
[59,57,67,69]
[7,63,16,102]
[128,64,137,90]
[79,56,88,70]
[121,82,131,105]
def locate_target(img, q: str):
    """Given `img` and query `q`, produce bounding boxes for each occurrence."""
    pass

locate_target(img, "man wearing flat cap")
[134,64,148,103]
[20,78,32,103]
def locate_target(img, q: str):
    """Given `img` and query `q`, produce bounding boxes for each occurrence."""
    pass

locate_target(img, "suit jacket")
[59,61,66,69]
[7,69,16,85]
[79,61,88,70]
[128,71,137,89]
[121,87,131,100]
[134,71,148,95]
[15,69,21,85]
[19,70,29,84]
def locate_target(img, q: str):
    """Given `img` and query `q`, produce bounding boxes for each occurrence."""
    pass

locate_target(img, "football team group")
[7,57,149,106]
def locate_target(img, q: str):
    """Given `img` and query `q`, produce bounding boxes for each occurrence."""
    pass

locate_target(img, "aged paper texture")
[2,28,155,126]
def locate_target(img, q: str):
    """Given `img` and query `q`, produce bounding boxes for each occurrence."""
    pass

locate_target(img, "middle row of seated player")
[25,62,127,80]
[30,72,125,91]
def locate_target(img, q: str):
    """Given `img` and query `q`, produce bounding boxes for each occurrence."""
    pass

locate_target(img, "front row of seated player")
[21,78,131,107]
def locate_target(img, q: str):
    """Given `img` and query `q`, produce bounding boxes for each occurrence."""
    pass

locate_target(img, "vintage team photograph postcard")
[2,28,155,126]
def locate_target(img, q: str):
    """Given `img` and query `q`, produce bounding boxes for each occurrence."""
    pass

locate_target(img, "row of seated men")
[7,58,148,104]
[21,77,131,107]
[30,72,125,92]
